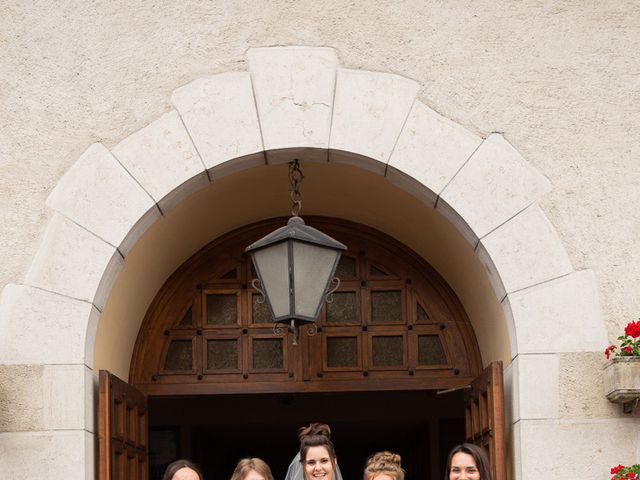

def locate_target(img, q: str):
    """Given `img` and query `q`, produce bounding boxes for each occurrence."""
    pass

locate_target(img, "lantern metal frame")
[245,160,346,345]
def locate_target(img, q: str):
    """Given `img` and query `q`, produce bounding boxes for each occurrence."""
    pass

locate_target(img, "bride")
[284,423,344,480]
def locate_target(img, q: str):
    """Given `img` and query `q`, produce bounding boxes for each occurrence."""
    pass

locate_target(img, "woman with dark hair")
[162,459,203,480]
[230,457,274,480]
[444,443,492,480]
[284,422,343,480]
[363,451,405,480]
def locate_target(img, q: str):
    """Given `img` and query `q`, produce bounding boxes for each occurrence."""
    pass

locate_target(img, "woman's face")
[245,469,266,480]
[449,452,480,480]
[172,467,200,480]
[303,446,335,480]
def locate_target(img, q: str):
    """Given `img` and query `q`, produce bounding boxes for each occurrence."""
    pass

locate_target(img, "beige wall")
[93,162,509,379]
[2,1,639,344]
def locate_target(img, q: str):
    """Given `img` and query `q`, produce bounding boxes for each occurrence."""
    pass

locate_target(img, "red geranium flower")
[612,465,625,474]
[625,320,640,338]
[605,345,617,359]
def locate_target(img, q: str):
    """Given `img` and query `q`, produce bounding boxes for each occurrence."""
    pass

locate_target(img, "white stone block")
[503,359,516,425]
[503,270,608,354]
[437,134,552,245]
[248,46,337,164]
[518,419,640,480]
[0,284,96,365]
[477,204,574,300]
[0,430,91,480]
[112,110,208,213]
[330,68,419,172]
[24,213,122,310]
[171,73,265,176]
[512,354,559,420]
[387,102,482,206]
[46,143,160,253]
[42,364,91,430]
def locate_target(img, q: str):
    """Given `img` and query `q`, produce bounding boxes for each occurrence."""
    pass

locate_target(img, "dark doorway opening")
[149,390,464,480]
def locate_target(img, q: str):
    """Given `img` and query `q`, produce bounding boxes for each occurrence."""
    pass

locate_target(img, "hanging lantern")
[245,160,346,344]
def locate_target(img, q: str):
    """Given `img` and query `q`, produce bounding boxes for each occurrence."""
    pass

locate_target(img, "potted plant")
[610,464,639,480]
[604,319,640,413]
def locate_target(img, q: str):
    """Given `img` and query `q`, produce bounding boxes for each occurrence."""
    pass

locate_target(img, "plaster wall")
[1,1,639,342]
[1,1,639,478]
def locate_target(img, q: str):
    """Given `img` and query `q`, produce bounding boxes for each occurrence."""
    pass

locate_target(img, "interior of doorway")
[149,389,465,480]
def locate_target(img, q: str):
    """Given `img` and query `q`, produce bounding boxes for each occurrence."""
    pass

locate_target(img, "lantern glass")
[252,242,290,318]
[292,242,341,318]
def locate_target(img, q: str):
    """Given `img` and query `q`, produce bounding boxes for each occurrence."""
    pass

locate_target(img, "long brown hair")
[364,451,405,480]
[230,458,274,480]
[444,444,492,480]
[298,422,336,464]
[162,459,203,480]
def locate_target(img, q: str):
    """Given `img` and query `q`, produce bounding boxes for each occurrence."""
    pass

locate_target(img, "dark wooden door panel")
[100,370,148,480]
[464,361,505,480]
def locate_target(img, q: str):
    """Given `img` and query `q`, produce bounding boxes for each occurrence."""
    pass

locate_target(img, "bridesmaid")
[444,443,492,480]
[363,451,405,480]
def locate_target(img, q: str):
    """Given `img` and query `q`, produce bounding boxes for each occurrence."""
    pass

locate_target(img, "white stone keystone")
[112,110,208,213]
[248,46,338,164]
[387,101,482,207]
[330,68,420,173]
[477,204,574,300]
[171,72,265,178]
[503,270,607,354]
[24,213,122,310]
[0,284,97,366]
[437,134,552,245]
[46,143,160,253]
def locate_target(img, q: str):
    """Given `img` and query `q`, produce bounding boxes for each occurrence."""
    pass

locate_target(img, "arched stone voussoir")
[437,134,552,246]
[171,72,265,179]
[0,284,100,367]
[502,269,607,355]
[247,46,338,165]
[111,110,209,214]
[386,101,483,207]
[46,143,161,255]
[476,204,574,301]
[24,213,122,311]
[329,68,420,173]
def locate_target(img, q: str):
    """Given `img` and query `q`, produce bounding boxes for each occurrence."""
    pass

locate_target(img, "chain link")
[289,159,304,216]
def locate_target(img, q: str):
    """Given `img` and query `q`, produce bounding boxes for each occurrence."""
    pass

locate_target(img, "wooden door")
[464,361,505,480]
[99,370,149,480]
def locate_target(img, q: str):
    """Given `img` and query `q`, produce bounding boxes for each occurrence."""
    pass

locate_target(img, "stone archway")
[0,46,607,478]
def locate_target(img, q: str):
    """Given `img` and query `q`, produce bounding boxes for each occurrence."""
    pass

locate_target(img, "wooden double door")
[98,362,505,480]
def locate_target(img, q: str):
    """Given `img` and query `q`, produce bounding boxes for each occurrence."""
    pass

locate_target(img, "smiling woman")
[298,423,339,480]
[445,444,492,480]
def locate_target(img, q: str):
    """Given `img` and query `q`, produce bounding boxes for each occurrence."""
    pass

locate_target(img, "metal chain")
[289,159,304,216]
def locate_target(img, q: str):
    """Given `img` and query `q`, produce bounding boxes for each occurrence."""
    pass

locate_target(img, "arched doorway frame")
[0,46,607,478]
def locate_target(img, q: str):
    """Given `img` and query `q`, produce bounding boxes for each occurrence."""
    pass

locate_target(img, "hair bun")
[367,451,401,468]
[298,422,331,441]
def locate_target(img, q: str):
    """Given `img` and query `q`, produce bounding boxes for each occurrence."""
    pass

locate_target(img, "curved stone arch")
[0,45,607,477]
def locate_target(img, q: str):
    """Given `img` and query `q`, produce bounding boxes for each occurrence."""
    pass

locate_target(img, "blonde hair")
[230,458,274,480]
[363,451,405,480]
